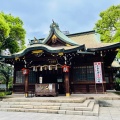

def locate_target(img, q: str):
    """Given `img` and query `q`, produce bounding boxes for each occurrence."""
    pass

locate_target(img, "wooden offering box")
[35,83,58,97]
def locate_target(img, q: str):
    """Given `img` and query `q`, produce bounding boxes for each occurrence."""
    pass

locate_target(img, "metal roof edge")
[87,42,120,51]
[67,30,95,37]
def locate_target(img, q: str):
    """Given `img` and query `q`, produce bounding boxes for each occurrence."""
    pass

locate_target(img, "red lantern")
[22,68,29,75]
[62,65,70,72]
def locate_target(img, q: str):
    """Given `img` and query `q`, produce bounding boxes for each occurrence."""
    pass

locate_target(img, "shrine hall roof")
[68,30,120,51]
[28,22,120,52]
[1,44,85,58]
[1,22,120,59]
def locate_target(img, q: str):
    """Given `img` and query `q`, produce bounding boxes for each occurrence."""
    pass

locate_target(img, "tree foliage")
[0,12,26,53]
[95,4,120,43]
[94,4,120,58]
[0,63,13,91]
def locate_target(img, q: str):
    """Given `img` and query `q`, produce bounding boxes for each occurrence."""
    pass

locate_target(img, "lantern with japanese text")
[62,65,70,72]
[22,68,29,75]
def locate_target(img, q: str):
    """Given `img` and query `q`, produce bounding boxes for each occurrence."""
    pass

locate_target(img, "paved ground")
[7,92,120,100]
[0,93,120,120]
[71,92,120,100]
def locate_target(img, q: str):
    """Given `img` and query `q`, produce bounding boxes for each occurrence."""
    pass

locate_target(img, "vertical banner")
[94,62,103,83]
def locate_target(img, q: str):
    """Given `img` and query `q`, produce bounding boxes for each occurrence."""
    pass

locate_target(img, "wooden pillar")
[109,69,114,89]
[25,74,29,96]
[101,54,106,93]
[13,68,16,93]
[64,72,70,96]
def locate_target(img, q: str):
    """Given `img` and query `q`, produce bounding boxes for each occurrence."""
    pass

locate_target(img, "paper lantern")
[62,65,70,72]
[22,68,29,75]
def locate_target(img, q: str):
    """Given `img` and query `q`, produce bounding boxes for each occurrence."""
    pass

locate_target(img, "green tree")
[0,12,26,53]
[0,63,13,91]
[95,4,120,43]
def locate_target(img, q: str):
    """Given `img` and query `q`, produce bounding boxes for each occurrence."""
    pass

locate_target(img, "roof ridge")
[42,21,79,46]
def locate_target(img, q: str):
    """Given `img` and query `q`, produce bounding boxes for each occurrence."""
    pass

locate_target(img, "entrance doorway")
[41,68,65,94]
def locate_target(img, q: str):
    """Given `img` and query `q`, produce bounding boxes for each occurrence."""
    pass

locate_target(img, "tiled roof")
[1,44,85,58]
[68,31,119,49]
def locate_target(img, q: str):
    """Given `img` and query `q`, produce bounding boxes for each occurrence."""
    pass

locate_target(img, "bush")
[114,78,120,91]
[0,92,6,97]
[5,91,12,95]
[0,91,12,97]
[0,88,6,91]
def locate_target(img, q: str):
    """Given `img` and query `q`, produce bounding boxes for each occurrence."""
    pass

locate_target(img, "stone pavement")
[6,92,120,100]
[71,92,120,100]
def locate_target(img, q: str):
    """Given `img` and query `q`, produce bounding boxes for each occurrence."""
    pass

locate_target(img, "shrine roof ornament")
[50,20,60,30]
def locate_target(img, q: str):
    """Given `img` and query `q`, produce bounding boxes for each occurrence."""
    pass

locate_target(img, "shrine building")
[1,21,120,96]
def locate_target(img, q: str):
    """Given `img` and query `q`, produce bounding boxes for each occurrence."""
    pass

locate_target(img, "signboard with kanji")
[94,62,103,83]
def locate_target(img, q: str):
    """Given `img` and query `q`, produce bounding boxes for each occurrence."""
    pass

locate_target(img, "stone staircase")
[0,97,99,116]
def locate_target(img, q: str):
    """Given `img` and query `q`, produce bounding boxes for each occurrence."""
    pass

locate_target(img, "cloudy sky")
[0,0,120,44]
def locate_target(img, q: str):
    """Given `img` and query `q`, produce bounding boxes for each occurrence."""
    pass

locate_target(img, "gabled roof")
[42,21,79,46]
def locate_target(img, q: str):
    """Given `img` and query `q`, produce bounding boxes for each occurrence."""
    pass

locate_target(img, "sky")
[0,0,120,45]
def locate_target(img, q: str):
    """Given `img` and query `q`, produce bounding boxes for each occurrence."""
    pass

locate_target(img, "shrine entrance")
[40,67,65,95]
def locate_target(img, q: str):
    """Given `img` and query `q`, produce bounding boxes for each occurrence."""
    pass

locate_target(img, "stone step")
[3,97,86,103]
[0,103,99,116]
[83,104,99,116]
[0,104,60,110]
[61,99,90,107]
[0,99,90,107]
[60,101,94,111]
[0,97,99,116]
[0,101,93,111]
